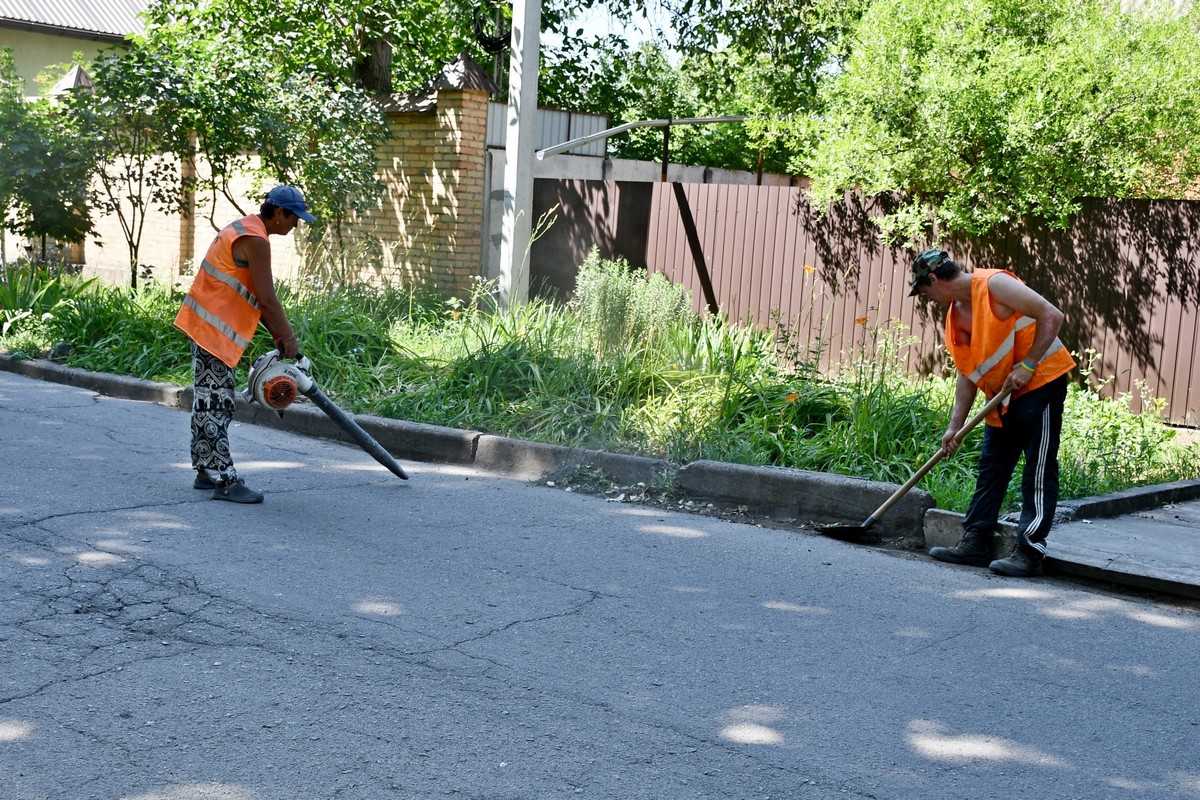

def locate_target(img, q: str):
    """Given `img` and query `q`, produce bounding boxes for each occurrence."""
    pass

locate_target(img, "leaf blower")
[242,350,408,480]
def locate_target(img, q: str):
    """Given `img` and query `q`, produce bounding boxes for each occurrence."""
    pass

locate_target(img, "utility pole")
[497,0,540,308]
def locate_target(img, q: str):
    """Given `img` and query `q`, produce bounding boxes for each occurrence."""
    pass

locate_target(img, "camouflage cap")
[909,248,950,296]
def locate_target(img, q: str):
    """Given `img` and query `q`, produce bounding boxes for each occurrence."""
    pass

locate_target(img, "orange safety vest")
[174,216,268,368]
[946,269,1076,426]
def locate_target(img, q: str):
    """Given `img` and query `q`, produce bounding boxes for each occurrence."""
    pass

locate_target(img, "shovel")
[817,388,1011,541]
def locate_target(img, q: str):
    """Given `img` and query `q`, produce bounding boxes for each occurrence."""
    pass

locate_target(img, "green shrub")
[572,248,693,362]
[0,262,95,336]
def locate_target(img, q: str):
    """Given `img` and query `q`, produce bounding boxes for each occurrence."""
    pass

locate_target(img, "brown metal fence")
[531,180,1200,426]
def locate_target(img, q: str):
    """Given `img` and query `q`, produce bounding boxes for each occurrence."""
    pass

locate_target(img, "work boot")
[989,541,1044,578]
[212,479,264,504]
[929,529,992,567]
[193,471,216,490]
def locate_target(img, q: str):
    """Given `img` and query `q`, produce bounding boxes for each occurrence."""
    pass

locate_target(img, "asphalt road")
[3,370,1199,800]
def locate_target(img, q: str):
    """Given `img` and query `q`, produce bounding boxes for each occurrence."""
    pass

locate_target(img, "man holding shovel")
[908,249,1076,577]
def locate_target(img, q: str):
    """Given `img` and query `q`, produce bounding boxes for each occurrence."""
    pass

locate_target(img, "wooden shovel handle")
[868,388,1012,523]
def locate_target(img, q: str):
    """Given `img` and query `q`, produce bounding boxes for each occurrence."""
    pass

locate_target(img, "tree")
[536,0,865,172]
[794,0,1200,244]
[138,3,391,229]
[142,0,479,97]
[63,47,194,288]
[669,0,869,117]
[0,49,92,273]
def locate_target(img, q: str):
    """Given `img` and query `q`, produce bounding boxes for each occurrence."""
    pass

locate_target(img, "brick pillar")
[367,87,490,299]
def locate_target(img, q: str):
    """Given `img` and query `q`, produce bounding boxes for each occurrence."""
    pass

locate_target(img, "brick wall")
[356,87,489,297]
[77,154,304,289]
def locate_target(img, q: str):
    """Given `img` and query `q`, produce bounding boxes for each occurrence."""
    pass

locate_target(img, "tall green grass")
[4,253,1197,513]
[0,263,96,338]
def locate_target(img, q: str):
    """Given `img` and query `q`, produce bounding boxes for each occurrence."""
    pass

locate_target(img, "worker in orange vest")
[174,186,316,504]
[908,249,1076,577]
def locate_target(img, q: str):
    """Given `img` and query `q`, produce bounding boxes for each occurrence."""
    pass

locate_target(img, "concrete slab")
[1049,504,1200,599]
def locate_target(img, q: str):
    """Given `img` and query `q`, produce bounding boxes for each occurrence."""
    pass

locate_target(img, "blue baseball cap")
[266,185,316,223]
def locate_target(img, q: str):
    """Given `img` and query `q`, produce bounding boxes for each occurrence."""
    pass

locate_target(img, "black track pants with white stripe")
[959,375,1069,552]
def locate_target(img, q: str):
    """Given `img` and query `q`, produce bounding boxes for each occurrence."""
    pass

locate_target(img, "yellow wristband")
[1019,359,1037,372]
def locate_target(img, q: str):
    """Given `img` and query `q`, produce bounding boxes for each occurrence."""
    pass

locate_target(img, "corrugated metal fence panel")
[486,102,608,156]
[485,102,508,149]
[0,0,145,36]
[637,184,1200,424]
[561,113,610,157]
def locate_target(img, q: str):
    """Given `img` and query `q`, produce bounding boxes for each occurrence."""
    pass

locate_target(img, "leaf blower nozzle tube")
[244,350,409,480]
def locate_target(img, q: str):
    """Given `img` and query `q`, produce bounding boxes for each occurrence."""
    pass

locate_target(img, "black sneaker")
[193,471,216,490]
[989,545,1044,577]
[212,479,264,504]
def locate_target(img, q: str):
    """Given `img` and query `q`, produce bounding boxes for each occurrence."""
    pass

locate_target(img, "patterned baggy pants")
[190,342,239,484]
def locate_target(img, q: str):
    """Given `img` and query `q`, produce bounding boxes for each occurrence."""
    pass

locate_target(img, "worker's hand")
[941,426,961,457]
[275,335,299,359]
[1005,363,1034,393]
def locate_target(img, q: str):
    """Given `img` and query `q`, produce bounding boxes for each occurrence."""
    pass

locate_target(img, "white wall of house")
[0,27,118,96]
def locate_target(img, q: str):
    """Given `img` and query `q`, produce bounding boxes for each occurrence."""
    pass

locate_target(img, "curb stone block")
[1060,479,1200,520]
[921,509,1016,559]
[356,416,480,466]
[474,435,578,480]
[676,460,934,537]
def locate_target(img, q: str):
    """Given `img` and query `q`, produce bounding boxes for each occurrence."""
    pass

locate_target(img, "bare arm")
[942,372,979,456]
[987,272,1065,392]
[236,236,298,358]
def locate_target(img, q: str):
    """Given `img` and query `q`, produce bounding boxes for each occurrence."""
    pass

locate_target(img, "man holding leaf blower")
[908,249,1076,577]
[174,186,315,504]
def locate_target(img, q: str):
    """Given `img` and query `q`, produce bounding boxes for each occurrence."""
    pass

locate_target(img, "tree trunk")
[354,38,393,94]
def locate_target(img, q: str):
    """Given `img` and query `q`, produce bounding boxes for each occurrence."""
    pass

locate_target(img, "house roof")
[50,63,92,93]
[0,0,147,41]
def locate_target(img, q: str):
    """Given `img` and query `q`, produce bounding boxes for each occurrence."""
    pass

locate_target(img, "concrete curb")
[1,354,1190,546]
[677,460,933,539]
[922,509,1017,560]
[1059,479,1200,520]
[1,355,944,535]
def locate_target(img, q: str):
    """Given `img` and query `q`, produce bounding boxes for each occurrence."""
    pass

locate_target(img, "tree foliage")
[794,0,1200,244]
[538,0,865,173]
[138,1,390,230]
[0,49,92,269]
[63,47,194,288]
[669,0,868,116]
[142,0,477,95]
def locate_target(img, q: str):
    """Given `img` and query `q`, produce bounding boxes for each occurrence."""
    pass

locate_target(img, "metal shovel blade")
[817,516,879,541]
[301,384,409,480]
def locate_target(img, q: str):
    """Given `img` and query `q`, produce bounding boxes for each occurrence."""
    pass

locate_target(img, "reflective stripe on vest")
[180,293,253,351]
[173,215,267,368]
[947,269,1076,425]
[197,256,260,309]
[964,316,1067,384]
